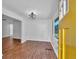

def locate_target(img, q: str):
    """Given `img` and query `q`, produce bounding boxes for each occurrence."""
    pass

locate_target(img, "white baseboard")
[51,43,58,58]
[2,35,10,38]
[21,39,27,43]
[21,39,50,43]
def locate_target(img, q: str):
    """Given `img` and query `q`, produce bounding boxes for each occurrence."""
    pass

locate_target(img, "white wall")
[2,20,10,37]
[13,20,21,39]
[21,19,50,43]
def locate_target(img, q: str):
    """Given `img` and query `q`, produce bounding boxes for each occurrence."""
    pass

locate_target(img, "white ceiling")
[2,0,58,19]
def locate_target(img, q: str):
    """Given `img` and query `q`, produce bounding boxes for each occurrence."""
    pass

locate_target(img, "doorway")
[2,14,22,55]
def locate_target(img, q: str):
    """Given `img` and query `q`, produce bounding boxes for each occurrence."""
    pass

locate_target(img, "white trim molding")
[2,8,23,21]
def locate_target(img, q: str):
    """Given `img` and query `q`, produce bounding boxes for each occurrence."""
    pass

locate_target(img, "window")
[64,0,69,15]
[59,0,69,20]
[54,17,59,39]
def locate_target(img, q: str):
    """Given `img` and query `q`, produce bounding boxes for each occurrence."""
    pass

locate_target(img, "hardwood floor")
[2,37,57,59]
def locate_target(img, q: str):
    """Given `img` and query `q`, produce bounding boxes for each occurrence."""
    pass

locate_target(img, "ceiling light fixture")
[28,11,37,19]
[26,10,40,19]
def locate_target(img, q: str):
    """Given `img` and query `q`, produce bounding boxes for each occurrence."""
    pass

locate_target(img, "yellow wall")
[59,0,76,59]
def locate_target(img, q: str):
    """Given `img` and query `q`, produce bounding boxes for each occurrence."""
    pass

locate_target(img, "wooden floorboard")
[2,37,57,59]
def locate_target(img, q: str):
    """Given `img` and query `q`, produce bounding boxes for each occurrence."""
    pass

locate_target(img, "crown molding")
[2,8,23,21]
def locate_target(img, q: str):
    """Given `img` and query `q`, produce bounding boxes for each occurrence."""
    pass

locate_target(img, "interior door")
[58,0,76,59]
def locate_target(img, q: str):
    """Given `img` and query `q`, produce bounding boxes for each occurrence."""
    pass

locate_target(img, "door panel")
[59,28,72,59]
[58,29,62,59]
[59,0,76,59]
